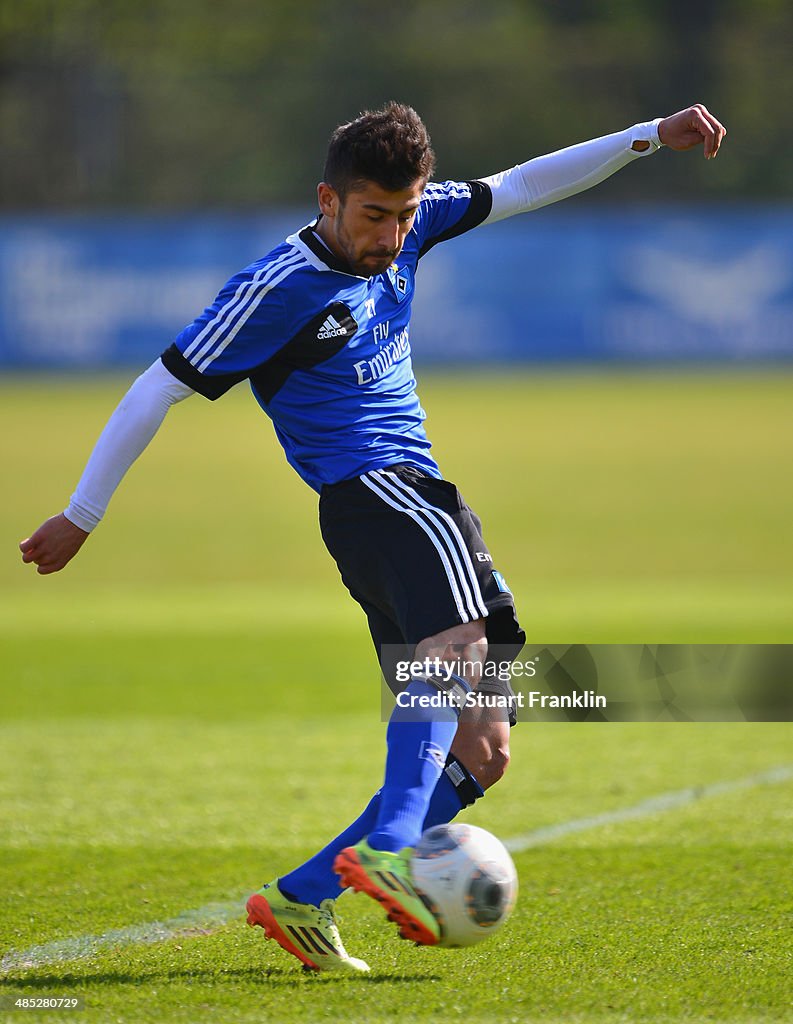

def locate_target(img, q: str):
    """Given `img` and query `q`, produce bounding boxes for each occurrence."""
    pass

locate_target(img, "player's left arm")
[481,103,726,224]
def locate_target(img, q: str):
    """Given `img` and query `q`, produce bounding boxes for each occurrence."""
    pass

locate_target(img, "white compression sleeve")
[480,120,663,224]
[64,358,195,532]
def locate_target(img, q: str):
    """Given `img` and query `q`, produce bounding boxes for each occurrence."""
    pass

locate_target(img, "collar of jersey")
[295,219,369,279]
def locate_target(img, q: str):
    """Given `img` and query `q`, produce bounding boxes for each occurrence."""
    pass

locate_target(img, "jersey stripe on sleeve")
[417,180,492,259]
[185,251,308,372]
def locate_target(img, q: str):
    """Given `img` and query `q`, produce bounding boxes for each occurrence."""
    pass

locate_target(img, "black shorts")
[319,465,525,718]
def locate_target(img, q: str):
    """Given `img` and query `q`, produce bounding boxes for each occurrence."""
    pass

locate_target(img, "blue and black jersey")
[161,180,492,492]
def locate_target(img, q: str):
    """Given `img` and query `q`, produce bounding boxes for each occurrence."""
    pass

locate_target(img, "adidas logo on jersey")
[317,314,348,340]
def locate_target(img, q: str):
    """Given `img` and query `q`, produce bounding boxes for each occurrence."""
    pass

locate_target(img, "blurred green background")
[2,5,791,694]
[2,1,791,652]
[2,0,791,209]
[4,372,792,643]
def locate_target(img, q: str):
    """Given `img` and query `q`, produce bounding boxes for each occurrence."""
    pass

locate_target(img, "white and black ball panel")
[465,865,514,926]
[410,823,518,947]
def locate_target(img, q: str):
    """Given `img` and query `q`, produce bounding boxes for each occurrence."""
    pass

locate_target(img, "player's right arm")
[20,359,195,574]
[21,253,291,575]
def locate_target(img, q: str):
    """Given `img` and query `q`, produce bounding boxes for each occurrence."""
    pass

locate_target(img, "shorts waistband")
[321,463,429,494]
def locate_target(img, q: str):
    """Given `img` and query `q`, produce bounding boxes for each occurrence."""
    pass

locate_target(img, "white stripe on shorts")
[360,473,470,622]
[380,470,489,621]
[361,470,488,624]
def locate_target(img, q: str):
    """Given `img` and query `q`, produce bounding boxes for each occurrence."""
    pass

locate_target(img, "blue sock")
[278,789,382,906]
[278,754,483,905]
[367,675,466,853]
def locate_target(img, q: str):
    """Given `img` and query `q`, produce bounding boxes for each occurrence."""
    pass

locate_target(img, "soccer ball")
[411,823,518,947]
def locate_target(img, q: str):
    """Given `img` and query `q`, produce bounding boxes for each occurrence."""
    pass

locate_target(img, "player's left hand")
[657,104,726,159]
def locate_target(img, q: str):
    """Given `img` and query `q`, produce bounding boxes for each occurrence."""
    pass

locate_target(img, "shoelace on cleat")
[316,902,347,952]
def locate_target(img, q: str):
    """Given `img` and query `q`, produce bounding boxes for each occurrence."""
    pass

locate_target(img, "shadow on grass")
[0,966,441,989]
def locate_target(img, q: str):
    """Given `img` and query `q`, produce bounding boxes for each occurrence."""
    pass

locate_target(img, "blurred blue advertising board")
[1,206,791,368]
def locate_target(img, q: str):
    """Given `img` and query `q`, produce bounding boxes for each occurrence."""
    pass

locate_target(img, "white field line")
[2,763,792,974]
[504,763,793,852]
[0,901,245,974]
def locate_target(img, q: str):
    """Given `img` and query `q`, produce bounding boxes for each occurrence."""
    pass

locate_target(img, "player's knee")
[477,743,510,790]
[415,619,488,688]
[457,735,510,790]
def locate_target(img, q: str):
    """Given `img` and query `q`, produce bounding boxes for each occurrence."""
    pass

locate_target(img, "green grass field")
[2,371,792,1023]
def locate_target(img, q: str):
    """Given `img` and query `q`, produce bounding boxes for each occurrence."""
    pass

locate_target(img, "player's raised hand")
[658,104,726,158]
[20,513,89,575]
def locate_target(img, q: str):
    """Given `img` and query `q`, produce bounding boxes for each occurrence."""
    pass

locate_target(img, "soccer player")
[20,101,725,972]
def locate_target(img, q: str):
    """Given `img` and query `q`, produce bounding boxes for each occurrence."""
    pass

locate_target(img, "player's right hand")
[19,513,89,575]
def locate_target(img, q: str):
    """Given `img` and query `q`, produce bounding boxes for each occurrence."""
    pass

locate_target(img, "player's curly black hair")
[323,101,436,200]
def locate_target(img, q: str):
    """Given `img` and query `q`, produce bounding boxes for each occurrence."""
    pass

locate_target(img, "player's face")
[317,179,424,277]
